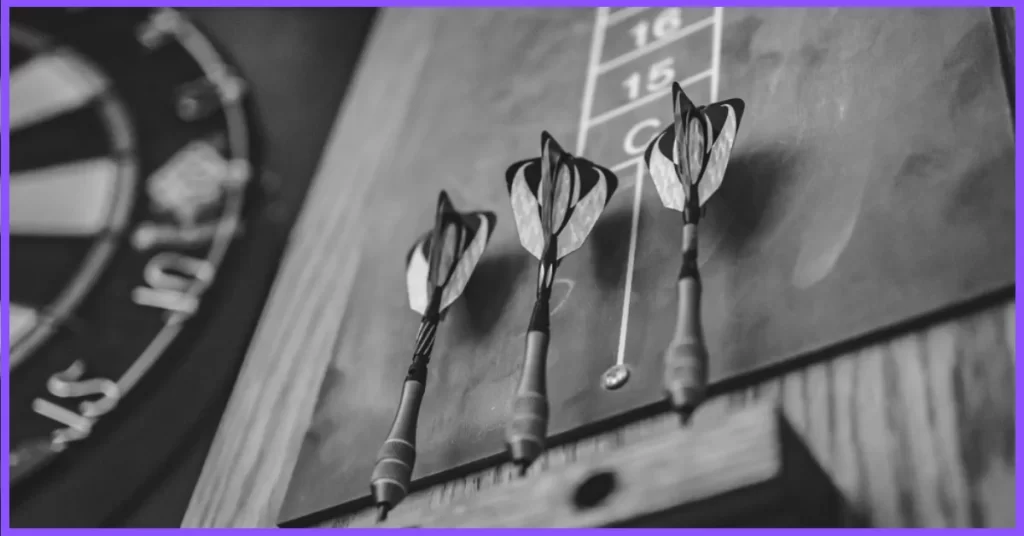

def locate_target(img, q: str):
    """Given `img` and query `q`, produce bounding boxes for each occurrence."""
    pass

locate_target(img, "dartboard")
[8,6,253,514]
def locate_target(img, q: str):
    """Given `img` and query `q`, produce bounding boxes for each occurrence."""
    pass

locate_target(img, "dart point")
[677,405,696,427]
[666,381,705,420]
[370,478,406,520]
[507,438,544,470]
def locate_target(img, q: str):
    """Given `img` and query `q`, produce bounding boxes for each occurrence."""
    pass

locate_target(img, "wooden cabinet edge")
[341,402,845,528]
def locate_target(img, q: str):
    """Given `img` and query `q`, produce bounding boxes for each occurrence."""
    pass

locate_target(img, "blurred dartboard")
[7,6,378,526]
[7,7,255,525]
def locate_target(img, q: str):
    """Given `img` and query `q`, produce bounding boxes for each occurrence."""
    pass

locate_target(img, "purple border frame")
[1,0,1019,531]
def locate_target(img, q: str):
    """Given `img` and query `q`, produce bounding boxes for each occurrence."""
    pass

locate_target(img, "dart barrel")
[506,331,551,470]
[370,368,427,510]
[664,223,709,419]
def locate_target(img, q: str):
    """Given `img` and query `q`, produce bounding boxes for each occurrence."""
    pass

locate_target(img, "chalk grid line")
[576,7,724,370]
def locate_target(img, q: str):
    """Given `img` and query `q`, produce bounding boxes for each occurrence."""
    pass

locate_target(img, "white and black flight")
[371,191,496,521]
[503,131,619,473]
[643,81,746,423]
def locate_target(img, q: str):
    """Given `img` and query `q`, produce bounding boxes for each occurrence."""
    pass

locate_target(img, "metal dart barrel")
[370,317,436,520]
[505,249,555,473]
[502,131,617,473]
[643,83,745,425]
[372,191,497,519]
[664,204,709,424]
[506,306,550,472]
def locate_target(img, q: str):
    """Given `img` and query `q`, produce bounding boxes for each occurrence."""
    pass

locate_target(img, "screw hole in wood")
[572,469,618,511]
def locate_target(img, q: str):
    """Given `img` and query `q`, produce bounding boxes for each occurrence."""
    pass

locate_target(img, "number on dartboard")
[628,7,684,49]
[132,252,215,315]
[622,57,676,101]
[32,360,122,445]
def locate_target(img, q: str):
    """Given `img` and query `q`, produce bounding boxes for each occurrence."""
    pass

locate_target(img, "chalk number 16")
[628,8,684,49]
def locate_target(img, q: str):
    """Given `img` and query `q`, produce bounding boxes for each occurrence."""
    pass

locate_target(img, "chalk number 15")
[622,57,676,102]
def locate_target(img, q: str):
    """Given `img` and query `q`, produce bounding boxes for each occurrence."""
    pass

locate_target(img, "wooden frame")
[336,403,844,528]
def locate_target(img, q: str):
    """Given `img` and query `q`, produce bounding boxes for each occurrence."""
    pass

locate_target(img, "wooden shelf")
[347,402,844,528]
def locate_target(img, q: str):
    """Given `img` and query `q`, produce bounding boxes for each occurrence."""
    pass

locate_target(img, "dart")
[503,131,619,473]
[643,82,745,424]
[370,191,496,521]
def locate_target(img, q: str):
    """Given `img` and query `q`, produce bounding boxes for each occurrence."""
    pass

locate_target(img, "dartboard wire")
[9,10,251,452]
[8,27,139,369]
[111,10,251,395]
[165,13,249,292]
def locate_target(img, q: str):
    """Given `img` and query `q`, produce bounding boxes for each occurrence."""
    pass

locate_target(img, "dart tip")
[376,503,390,523]
[517,463,529,478]
[676,404,696,427]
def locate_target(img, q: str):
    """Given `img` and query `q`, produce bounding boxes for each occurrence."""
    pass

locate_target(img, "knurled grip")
[664,340,708,412]
[505,331,550,467]
[370,378,424,508]
[665,223,708,415]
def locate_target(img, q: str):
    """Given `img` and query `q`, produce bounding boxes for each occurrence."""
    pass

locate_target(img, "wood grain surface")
[183,7,1017,529]
[344,403,844,528]
[182,9,440,527]
[187,298,1016,528]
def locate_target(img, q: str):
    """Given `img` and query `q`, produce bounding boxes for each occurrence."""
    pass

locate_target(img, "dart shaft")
[664,223,708,418]
[506,295,551,468]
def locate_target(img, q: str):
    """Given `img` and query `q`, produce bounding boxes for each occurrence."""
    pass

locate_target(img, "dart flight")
[503,131,619,472]
[643,82,745,422]
[371,191,496,521]
[644,83,744,214]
